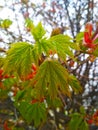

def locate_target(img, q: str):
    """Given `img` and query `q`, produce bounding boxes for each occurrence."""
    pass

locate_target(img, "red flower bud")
[83,23,96,49]
[87,119,93,124]
[0,69,3,75]
[31,99,38,104]
[3,121,11,130]
[3,75,10,79]
[32,64,37,71]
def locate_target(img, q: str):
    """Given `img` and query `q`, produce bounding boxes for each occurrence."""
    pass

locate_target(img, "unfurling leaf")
[31,22,46,41]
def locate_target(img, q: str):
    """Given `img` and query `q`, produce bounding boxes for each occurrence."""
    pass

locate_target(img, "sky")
[0,0,52,47]
[0,0,45,19]
[0,0,98,36]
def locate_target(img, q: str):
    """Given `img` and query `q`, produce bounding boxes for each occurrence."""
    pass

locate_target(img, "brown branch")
[63,0,75,38]
[58,91,66,107]
[0,48,6,52]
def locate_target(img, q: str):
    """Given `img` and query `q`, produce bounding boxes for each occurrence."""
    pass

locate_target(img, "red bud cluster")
[31,97,45,104]
[0,69,14,80]
[21,63,37,81]
[86,110,98,125]
[83,23,98,49]
[3,121,11,130]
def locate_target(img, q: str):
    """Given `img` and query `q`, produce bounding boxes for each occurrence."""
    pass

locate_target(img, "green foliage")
[31,22,46,41]
[0,89,9,99]
[79,121,89,130]
[0,19,12,28]
[14,90,26,102]
[76,32,84,42]
[49,34,74,59]
[14,87,34,103]
[3,29,78,77]
[34,38,55,58]
[0,78,17,99]
[12,128,25,130]
[2,77,17,89]
[69,112,88,130]
[46,97,63,108]
[0,57,4,68]
[80,106,86,115]
[25,18,34,29]
[32,59,81,99]
[25,19,46,41]
[68,75,82,93]
[3,42,35,76]
[15,101,46,126]
[68,106,88,130]
[25,20,78,60]
[93,45,98,56]
[75,32,87,51]
[0,21,85,129]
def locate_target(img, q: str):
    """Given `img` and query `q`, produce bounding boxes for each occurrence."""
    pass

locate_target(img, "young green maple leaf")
[69,112,88,130]
[32,59,81,99]
[15,101,46,126]
[3,42,37,76]
[48,34,74,60]
[31,22,46,41]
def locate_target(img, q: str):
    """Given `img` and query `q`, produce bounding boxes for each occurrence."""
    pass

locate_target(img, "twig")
[58,91,66,107]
